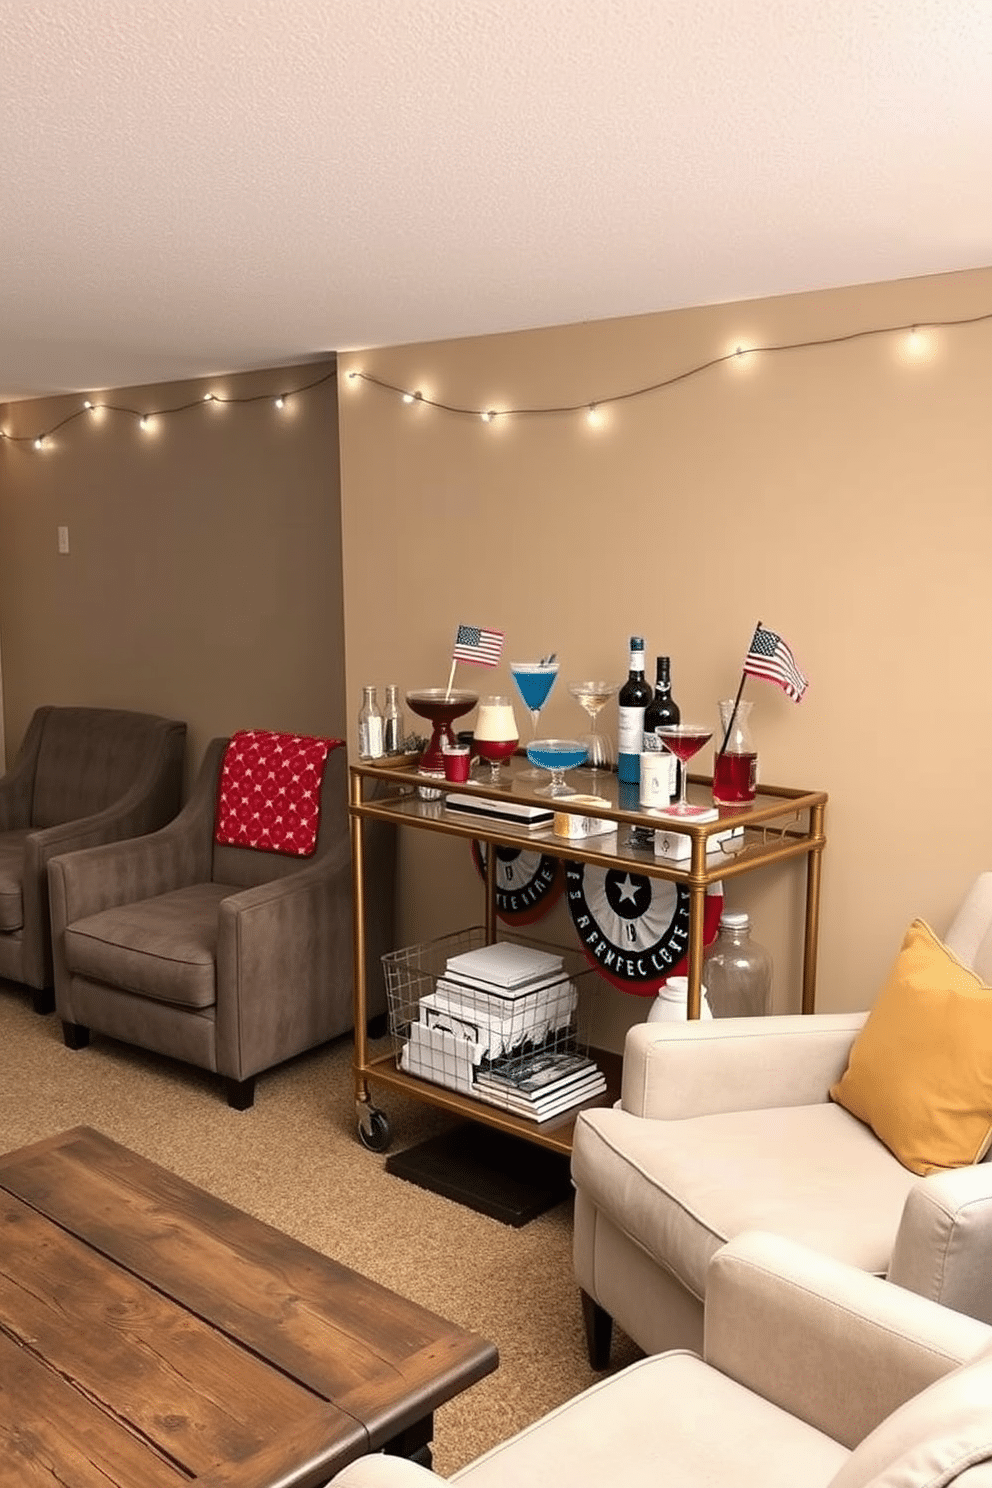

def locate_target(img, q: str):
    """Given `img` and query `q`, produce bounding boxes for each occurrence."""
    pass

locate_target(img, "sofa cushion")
[63,884,236,1008]
[830,919,992,1176]
[0,830,30,930]
[827,1342,992,1488]
[571,1103,918,1303]
[452,1350,848,1488]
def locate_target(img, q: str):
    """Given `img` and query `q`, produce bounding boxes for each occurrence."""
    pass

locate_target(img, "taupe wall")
[0,361,343,786]
[339,265,992,1036]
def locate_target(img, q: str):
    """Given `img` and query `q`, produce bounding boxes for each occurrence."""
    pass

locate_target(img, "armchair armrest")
[888,1163,992,1325]
[621,1012,868,1119]
[705,1230,991,1451]
[214,837,353,1081]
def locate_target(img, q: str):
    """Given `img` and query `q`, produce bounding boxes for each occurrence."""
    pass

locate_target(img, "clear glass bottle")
[382,684,404,755]
[703,911,772,1016]
[357,686,384,759]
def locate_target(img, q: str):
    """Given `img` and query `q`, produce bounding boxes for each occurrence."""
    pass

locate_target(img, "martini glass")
[655,724,715,818]
[568,680,619,771]
[510,660,560,778]
[525,738,587,796]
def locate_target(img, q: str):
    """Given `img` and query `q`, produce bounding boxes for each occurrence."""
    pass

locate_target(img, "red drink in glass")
[713,750,757,805]
[661,728,712,763]
[475,737,517,766]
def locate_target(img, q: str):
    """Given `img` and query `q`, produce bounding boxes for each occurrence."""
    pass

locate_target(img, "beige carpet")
[0,981,639,1477]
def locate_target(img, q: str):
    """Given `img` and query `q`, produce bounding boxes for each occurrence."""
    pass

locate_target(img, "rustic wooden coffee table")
[0,1126,498,1487]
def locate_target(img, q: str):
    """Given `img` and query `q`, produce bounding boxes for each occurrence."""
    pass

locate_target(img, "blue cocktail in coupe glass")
[510,660,560,779]
[525,738,587,796]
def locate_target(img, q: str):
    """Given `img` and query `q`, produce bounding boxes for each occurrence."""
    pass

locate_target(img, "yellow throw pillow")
[830,918,992,1176]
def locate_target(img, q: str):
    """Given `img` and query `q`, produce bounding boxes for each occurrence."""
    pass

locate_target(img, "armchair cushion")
[571,1101,918,1304]
[64,883,234,1008]
[830,919,992,1176]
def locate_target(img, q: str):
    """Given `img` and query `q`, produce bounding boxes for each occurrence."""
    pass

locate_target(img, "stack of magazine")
[474,1048,607,1122]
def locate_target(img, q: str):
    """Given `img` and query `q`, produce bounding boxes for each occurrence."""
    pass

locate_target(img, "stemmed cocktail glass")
[654,724,715,818]
[474,696,519,786]
[510,660,559,779]
[525,739,587,796]
[568,680,619,772]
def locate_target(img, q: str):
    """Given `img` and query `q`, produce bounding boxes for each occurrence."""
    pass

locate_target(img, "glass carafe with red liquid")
[713,699,757,805]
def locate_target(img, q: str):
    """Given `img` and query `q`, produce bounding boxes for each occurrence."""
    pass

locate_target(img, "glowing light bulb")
[274,396,285,409]
[481,410,496,423]
[139,415,150,431]
[402,391,415,404]
[83,399,93,410]
[586,403,604,428]
[34,436,44,450]
[203,392,214,402]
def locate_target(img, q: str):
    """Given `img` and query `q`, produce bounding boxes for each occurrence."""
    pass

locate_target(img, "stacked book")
[425,941,578,1060]
[474,1048,607,1122]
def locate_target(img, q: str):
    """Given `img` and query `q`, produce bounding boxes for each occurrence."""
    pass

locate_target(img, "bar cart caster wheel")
[358,1108,391,1152]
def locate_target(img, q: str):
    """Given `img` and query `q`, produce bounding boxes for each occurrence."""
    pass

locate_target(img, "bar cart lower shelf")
[356,1045,624,1157]
[349,754,827,1156]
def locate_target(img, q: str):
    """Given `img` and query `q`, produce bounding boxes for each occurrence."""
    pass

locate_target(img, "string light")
[347,308,992,425]
[1,366,337,451]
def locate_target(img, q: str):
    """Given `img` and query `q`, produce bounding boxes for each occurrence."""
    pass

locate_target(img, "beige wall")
[0,360,343,787]
[339,265,992,1035]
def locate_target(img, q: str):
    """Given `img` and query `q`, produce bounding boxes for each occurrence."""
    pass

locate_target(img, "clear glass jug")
[713,698,757,805]
[703,911,772,1016]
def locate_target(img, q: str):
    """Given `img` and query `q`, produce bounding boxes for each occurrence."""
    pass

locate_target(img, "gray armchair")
[0,705,186,1011]
[47,737,394,1108]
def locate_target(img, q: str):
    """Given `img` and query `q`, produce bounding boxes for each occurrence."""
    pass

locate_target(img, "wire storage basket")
[381,926,607,1122]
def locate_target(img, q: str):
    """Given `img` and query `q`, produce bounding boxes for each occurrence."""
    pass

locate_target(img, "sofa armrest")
[888,1164,992,1325]
[705,1231,992,1451]
[620,1012,868,1119]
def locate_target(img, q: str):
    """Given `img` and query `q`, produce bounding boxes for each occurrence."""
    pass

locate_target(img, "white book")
[445,941,563,988]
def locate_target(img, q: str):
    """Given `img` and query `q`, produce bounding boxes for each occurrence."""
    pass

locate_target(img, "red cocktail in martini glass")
[655,724,714,817]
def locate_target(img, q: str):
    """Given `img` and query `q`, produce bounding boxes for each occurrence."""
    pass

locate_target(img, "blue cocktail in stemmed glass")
[511,660,560,779]
[525,738,587,796]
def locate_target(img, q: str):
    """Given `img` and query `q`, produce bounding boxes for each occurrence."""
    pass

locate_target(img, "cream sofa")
[571,872,992,1364]
[328,1231,992,1488]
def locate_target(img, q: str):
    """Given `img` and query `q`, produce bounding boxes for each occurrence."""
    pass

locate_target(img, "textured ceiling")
[1,0,991,401]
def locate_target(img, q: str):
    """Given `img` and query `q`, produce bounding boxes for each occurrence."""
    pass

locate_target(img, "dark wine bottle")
[617,636,652,783]
[643,655,681,799]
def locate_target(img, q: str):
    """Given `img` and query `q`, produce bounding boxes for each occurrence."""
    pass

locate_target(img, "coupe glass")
[568,680,619,771]
[474,695,519,785]
[655,724,715,818]
[525,738,587,796]
[510,660,560,778]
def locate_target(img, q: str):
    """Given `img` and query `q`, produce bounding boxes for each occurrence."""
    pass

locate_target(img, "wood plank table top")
[0,1126,498,1488]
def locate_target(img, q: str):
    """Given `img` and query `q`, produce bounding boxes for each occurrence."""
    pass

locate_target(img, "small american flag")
[453,623,504,667]
[743,624,808,701]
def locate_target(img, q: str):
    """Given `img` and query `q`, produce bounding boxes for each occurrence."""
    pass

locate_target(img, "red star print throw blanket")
[214,730,343,856]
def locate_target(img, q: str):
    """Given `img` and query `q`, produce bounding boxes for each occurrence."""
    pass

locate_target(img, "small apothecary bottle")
[382,684,404,754]
[357,686,384,759]
[702,911,772,1016]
